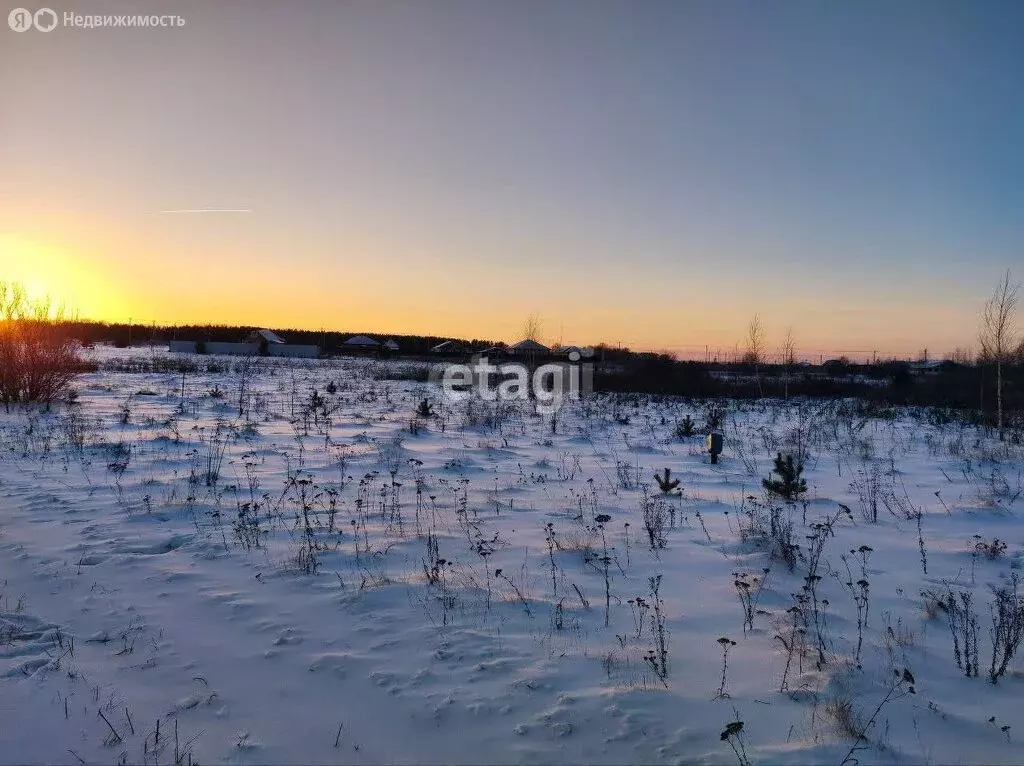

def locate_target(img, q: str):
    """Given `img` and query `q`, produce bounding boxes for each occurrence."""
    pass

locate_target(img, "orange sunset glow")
[2,1,1020,359]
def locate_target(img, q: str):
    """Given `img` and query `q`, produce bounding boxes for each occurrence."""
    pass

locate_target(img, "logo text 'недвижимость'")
[8,8,185,32]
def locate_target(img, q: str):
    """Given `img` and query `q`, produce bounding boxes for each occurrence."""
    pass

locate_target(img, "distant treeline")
[57,320,500,357]
[60,320,1021,424]
[595,353,1023,425]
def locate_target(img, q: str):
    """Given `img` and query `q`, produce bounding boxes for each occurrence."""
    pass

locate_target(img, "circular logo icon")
[34,7,58,32]
[8,7,33,31]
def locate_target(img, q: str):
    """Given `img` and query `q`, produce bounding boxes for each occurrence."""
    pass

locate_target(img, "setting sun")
[0,233,126,320]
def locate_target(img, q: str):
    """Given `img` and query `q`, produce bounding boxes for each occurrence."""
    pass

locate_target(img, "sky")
[1,0,1022,359]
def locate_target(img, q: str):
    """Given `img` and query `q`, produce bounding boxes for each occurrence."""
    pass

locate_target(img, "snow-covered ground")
[1,348,1022,765]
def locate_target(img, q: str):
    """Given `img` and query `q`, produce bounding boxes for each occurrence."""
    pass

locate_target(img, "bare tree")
[0,282,81,410]
[742,313,765,365]
[947,347,975,365]
[979,270,1020,434]
[778,326,796,399]
[522,313,544,342]
[778,326,796,367]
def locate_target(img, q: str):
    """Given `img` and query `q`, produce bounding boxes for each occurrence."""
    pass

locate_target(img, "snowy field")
[1,348,1022,765]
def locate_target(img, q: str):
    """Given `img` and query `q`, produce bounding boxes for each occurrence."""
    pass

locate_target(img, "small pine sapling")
[654,467,681,495]
[763,453,807,500]
[675,415,696,438]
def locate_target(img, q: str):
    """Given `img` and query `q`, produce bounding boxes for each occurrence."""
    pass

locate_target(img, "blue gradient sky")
[1,0,1021,357]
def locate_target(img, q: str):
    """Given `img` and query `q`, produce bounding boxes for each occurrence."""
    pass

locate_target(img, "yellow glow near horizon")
[0,229,981,359]
[0,234,127,320]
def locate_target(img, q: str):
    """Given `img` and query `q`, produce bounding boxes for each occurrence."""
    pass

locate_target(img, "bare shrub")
[738,495,799,571]
[837,669,916,765]
[850,461,884,523]
[974,536,1008,560]
[641,491,670,550]
[644,575,669,684]
[0,283,82,409]
[826,693,862,740]
[988,573,1024,684]
[947,590,980,678]
[921,589,947,621]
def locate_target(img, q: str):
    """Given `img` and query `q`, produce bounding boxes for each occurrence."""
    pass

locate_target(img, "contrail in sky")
[159,208,252,214]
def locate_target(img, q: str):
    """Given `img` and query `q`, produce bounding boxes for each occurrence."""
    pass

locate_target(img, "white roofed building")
[344,335,379,349]
[510,339,550,356]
